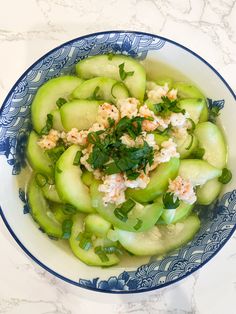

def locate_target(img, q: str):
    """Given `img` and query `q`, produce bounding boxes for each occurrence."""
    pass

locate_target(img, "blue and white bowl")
[0,31,235,293]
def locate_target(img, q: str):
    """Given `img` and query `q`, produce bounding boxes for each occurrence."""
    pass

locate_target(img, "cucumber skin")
[55,145,94,213]
[28,175,62,238]
[178,98,205,124]
[60,99,101,131]
[76,54,146,100]
[115,214,200,256]
[69,214,119,266]
[26,131,53,176]
[127,158,180,203]
[31,76,83,133]
[51,109,65,131]
[194,122,227,169]
[42,184,62,203]
[175,134,198,159]
[90,181,163,232]
[179,159,222,186]
[85,214,111,237]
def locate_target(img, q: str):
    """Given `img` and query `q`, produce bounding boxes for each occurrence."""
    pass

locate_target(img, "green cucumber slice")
[31,76,83,133]
[69,214,119,266]
[178,98,205,124]
[85,214,111,237]
[55,145,94,213]
[72,77,129,103]
[127,158,180,203]
[51,109,64,131]
[90,181,163,232]
[76,54,146,100]
[154,133,169,145]
[28,175,62,237]
[50,203,72,224]
[173,82,208,122]
[60,99,101,131]
[155,77,173,88]
[81,170,94,186]
[115,214,200,256]
[42,183,62,203]
[196,178,222,205]
[26,131,53,176]
[179,159,222,186]
[175,133,198,159]
[194,122,227,169]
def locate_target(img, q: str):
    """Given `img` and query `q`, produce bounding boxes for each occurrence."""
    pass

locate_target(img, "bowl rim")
[0,30,235,294]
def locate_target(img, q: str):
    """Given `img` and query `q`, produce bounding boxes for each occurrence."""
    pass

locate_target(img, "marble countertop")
[0,0,236,313]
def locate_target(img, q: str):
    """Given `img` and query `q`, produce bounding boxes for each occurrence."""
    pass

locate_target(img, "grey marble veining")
[0,0,236,313]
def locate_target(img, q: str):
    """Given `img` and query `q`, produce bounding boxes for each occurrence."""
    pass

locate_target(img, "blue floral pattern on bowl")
[0,31,235,293]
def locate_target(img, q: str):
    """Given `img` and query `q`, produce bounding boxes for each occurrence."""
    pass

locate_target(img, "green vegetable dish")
[26,54,232,267]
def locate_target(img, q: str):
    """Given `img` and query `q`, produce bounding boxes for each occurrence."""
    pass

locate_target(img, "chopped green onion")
[103,246,123,255]
[62,219,73,239]
[76,232,93,251]
[56,97,67,108]
[114,199,136,222]
[111,82,124,99]
[63,203,77,215]
[119,63,134,81]
[218,168,232,184]
[94,246,109,262]
[35,173,48,187]
[133,218,143,230]
[40,114,53,135]
[163,192,180,209]
[47,146,65,163]
[188,118,196,131]
[73,150,82,165]
[185,134,194,150]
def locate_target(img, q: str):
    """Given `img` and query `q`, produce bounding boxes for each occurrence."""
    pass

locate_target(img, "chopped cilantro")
[153,97,185,117]
[163,192,180,209]
[119,63,134,81]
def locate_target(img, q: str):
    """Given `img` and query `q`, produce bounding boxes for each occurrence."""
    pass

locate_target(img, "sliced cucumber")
[55,145,94,213]
[72,77,129,103]
[51,109,64,131]
[173,82,208,122]
[174,133,198,159]
[26,131,53,176]
[179,159,222,186]
[42,183,62,203]
[85,214,111,237]
[69,214,119,266]
[76,54,146,100]
[31,76,83,133]
[178,98,205,124]
[155,77,173,88]
[50,203,71,224]
[115,214,200,256]
[127,158,180,203]
[194,122,227,169]
[196,178,222,205]
[154,133,169,146]
[28,175,62,237]
[60,99,101,131]
[90,181,163,232]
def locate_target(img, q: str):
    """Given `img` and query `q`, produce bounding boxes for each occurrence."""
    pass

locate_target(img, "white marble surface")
[0,0,236,313]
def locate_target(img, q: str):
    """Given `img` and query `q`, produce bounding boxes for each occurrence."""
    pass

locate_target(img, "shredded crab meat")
[138,104,159,131]
[97,103,120,127]
[147,83,169,102]
[169,112,188,128]
[167,88,178,100]
[98,174,126,206]
[117,97,139,119]
[80,144,93,172]
[64,128,88,146]
[37,129,60,150]
[168,176,197,205]
[156,138,180,163]
[124,171,150,189]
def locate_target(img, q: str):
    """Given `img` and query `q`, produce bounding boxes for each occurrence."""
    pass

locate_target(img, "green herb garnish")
[208,106,221,123]
[94,246,109,262]
[62,219,73,239]
[77,232,93,250]
[35,173,48,187]
[163,192,180,209]
[218,168,232,184]
[47,146,65,163]
[114,199,136,222]
[119,63,134,81]
[40,114,53,135]
[56,97,67,108]
[73,150,82,165]
[153,97,185,117]
[133,218,143,230]
[63,204,77,215]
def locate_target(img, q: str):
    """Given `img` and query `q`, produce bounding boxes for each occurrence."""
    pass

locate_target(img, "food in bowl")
[25,53,231,267]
